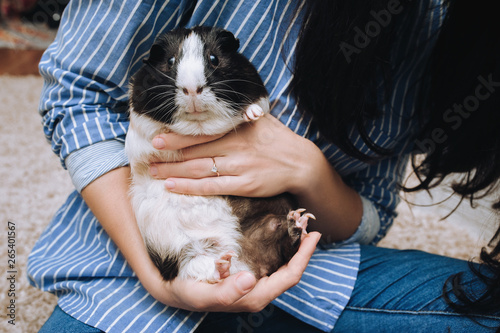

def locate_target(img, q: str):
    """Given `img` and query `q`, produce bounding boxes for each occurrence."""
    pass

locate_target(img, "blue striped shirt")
[28,0,444,332]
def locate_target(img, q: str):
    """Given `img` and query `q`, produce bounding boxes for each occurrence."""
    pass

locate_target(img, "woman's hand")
[149,114,316,198]
[147,231,321,312]
[150,114,364,242]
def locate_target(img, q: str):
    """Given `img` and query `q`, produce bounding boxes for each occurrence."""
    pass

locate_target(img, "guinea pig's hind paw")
[288,208,316,235]
[215,251,237,280]
[244,104,264,122]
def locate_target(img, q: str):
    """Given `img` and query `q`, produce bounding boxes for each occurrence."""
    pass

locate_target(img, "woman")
[29,0,500,332]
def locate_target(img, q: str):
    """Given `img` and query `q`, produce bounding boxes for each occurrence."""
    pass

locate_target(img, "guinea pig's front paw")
[243,104,264,122]
[287,208,316,236]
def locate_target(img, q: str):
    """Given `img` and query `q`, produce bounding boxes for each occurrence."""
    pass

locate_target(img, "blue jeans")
[40,246,500,332]
[39,305,103,333]
[332,245,500,332]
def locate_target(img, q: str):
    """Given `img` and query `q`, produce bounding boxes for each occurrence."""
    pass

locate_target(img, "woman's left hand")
[149,114,317,198]
[150,114,364,242]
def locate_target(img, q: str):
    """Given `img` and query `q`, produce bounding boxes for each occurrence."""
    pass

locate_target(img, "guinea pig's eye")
[167,57,175,69]
[209,54,219,67]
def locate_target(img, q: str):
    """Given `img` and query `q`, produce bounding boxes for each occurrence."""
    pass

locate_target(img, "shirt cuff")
[349,195,381,244]
[321,195,381,248]
[65,140,129,192]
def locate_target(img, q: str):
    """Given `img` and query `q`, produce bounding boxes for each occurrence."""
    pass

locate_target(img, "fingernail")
[165,180,175,190]
[150,166,158,177]
[152,137,166,149]
[235,272,255,292]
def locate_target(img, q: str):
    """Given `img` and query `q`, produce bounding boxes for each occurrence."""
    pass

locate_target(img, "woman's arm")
[81,165,321,312]
[37,0,321,314]
[150,114,363,242]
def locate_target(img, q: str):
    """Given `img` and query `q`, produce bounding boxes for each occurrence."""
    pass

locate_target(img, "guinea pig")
[126,26,314,282]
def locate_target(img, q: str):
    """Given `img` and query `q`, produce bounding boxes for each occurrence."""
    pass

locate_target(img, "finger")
[264,231,320,289]
[178,135,235,161]
[176,123,258,160]
[230,232,321,311]
[151,157,230,179]
[164,175,242,196]
[165,176,232,195]
[216,233,319,312]
[210,271,258,311]
[283,231,321,277]
[152,132,225,151]
[173,271,257,312]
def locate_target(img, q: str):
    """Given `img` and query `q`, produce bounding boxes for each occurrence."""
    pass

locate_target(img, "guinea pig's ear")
[217,30,240,53]
[145,44,165,65]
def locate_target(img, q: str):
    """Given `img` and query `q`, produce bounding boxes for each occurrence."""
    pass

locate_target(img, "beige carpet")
[0,75,497,333]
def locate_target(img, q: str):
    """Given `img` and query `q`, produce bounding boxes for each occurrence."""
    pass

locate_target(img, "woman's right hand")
[81,166,321,313]
[144,231,321,312]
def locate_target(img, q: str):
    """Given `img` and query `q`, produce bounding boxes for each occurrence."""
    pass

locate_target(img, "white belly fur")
[126,112,250,281]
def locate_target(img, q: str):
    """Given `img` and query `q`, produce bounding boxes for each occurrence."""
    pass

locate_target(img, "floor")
[409,177,499,241]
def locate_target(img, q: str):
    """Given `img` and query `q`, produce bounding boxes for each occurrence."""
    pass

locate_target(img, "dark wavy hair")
[404,0,500,320]
[292,0,500,323]
[291,0,417,162]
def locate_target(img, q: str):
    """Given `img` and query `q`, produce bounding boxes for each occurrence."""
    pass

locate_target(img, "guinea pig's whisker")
[212,88,254,104]
[141,84,176,94]
[151,96,176,108]
[211,82,255,99]
[143,94,175,110]
[137,87,176,103]
[143,95,174,107]
[205,67,218,79]
[143,104,176,118]
[158,112,174,124]
[143,97,177,116]
[150,91,177,101]
[213,78,265,88]
[143,59,176,82]
[215,107,238,131]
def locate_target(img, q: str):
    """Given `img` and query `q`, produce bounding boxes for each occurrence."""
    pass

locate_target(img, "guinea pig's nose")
[182,86,204,96]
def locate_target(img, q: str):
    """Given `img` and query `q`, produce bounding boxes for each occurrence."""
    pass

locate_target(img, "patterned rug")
[0,19,55,50]
[0,1,61,75]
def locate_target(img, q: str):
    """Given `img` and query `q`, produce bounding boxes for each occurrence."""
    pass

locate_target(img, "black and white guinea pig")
[126,26,314,282]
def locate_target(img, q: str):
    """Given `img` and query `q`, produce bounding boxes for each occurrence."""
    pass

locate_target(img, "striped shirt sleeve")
[65,141,129,192]
[38,0,197,189]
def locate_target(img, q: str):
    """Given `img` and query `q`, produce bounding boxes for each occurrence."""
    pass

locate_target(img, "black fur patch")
[147,245,180,281]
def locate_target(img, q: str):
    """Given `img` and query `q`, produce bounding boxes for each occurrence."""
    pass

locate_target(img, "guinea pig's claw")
[244,104,264,122]
[304,213,316,220]
[288,209,315,235]
[215,251,237,280]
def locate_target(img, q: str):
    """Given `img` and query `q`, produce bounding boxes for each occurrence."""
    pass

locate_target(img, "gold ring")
[211,157,220,177]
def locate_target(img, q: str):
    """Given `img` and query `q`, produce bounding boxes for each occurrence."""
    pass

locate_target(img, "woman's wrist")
[290,139,363,242]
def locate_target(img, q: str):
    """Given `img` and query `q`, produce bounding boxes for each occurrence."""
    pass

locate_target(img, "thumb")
[234,271,257,293]
[210,271,257,308]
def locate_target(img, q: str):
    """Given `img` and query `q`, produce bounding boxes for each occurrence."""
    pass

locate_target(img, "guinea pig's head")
[129,26,268,136]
